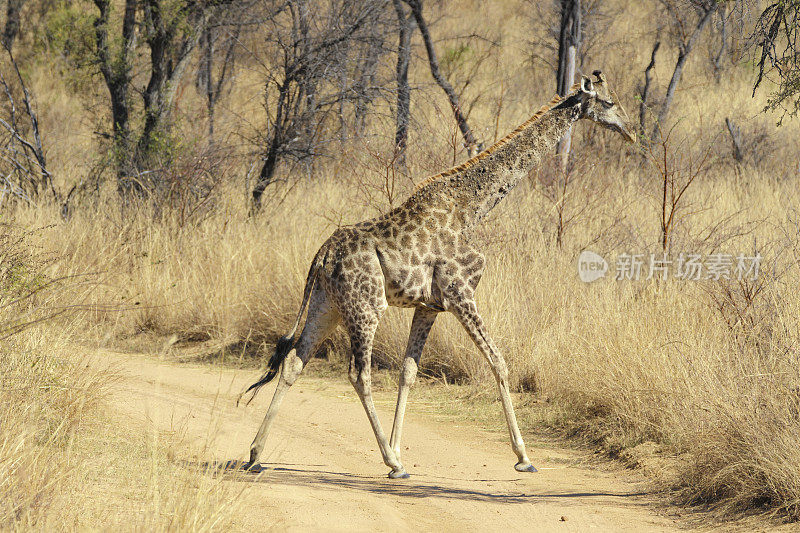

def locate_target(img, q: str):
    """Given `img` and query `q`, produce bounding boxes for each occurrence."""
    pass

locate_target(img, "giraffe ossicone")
[241,70,636,479]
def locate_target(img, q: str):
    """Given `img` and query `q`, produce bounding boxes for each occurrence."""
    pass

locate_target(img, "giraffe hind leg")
[247,286,340,467]
[344,306,407,479]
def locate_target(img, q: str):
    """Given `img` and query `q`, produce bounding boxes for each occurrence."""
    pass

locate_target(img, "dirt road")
[97,348,684,532]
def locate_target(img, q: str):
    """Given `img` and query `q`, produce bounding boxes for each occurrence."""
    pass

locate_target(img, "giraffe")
[241,70,635,479]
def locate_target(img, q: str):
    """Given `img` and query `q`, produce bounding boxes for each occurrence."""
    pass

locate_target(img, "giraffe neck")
[444,101,579,228]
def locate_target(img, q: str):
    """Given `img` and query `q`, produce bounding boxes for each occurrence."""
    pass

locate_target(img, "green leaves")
[43,1,97,72]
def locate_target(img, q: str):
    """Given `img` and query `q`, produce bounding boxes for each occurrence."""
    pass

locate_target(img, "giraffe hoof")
[515,462,538,473]
[249,448,260,463]
[242,461,261,472]
[388,469,410,479]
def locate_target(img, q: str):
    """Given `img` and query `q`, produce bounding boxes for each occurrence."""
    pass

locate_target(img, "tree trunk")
[393,0,415,171]
[712,5,728,82]
[353,16,382,138]
[93,0,138,196]
[725,117,743,162]
[199,22,239,146]
[201,24,215,143]
[555,46,577,170]
[139,0,169,165]
[651,4,717,141]
[2,0,25,50]
[251,82,287,213]
[137,0,202,177]
[251,137,280,214]
[403,0,479,156]
[555,0,581,172]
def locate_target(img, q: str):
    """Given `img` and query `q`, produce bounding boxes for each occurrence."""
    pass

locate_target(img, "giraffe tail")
[238,246,327,406]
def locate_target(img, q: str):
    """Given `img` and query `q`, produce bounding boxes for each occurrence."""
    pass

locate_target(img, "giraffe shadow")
[181,459,650,505]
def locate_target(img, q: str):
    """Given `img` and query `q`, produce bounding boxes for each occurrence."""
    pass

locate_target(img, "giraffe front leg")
[389,307,437,464]
[389,356,416,463]
[450,299,537,473]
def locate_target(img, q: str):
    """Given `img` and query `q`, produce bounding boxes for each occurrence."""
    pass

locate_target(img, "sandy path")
[96,349,683,532]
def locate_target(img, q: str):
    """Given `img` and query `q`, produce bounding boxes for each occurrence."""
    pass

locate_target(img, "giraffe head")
[576,70,636,143]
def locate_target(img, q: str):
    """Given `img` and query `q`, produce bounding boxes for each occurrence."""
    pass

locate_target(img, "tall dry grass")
[0,224,102,527]
[0,329,104,527]
[0,225,244,529]
[16,154,800,518]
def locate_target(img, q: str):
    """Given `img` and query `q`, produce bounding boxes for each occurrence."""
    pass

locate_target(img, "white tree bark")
[555,0,580,172]
[556,45,576,171]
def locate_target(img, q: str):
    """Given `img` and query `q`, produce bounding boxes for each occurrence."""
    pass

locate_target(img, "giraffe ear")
[580,76,595,95]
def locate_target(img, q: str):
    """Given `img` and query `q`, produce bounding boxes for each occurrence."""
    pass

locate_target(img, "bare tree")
[93,0,237,197]
[639,40,661,135]
[402,0,480,156]
[0,45,56,203]
[643,0,722,142]
[639,2,750,138]
[195,11,241,144]
[198,27,232,144]
[351,12,388,138]
[645,124,714,252]
[249,0,390,212]
[711,3,730,81]
[527,0,617,73]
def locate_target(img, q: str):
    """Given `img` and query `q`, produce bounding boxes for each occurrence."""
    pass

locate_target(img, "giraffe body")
[242,71,635,478]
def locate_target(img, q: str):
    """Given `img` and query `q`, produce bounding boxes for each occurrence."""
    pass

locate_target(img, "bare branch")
[640,40,660,135]
[651,1,718,141]
[402,0,479,156]
[0,45,56,201]
[750,1,800,118]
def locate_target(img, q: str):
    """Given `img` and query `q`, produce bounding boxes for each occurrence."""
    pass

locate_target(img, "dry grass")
[0,227,244,530]
[0,330,103,528]
[18,163,800,520]
[4,0,800,525]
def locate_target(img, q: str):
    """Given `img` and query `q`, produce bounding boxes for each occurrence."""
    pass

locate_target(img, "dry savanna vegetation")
[0,226,245,529]
[3,0,800,528]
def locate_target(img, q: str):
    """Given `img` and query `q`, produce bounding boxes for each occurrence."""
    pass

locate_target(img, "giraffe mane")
[413,82,581,192]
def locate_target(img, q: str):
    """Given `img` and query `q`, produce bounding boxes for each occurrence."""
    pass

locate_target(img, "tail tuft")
[238,244,326,407]
[237,334,294,406]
